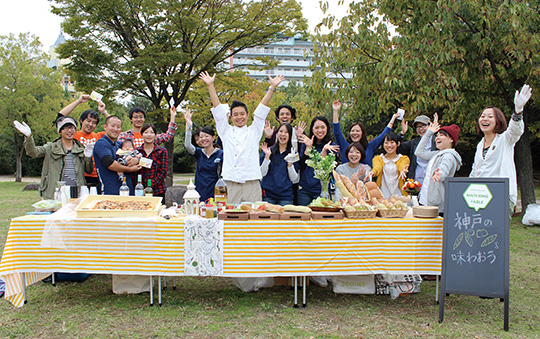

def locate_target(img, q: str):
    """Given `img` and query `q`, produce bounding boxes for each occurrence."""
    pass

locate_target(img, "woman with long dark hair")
[297,116,339,205]
[184,108,223,201]
[260,123,299,206]
[135,123,168,199]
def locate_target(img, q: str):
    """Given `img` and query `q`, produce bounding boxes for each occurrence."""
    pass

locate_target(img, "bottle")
[53,187,61,201]
[214,176,227,212]
[119,175,129,196]
[205,202,216,219]
[135,174,144,197]
[145,179,153,197]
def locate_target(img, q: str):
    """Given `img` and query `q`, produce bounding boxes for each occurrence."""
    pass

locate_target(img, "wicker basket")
[377,208,408,218]
[344,209,378,219]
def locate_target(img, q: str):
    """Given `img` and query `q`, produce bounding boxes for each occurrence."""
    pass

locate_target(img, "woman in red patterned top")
[135,123,168,198]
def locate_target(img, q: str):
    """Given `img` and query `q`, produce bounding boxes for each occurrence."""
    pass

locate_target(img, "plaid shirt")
[118,122,177,148]
[134,144,168,195]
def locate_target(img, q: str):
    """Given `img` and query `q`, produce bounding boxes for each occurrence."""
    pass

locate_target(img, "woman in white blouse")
[470,84,532,215]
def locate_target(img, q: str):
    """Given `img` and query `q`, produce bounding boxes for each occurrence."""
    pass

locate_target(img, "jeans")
[262,196,293,206]
[297,188,318,206]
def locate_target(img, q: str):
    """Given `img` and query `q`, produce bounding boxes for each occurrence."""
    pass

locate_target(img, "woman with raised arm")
[332,100,404,167]
[184,108,223,201]
[470,84,532,215]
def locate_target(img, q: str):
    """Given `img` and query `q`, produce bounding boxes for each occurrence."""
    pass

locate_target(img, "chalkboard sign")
[438,178,509,331]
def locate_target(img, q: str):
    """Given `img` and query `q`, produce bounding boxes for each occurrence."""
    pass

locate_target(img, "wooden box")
[75,194,162,218]
[218,210,249,220]
[311,210,344,220]
[280,212,311,220]
[248,212,281,220]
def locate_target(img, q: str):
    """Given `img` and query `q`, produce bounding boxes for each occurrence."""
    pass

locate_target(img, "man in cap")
[13,116,93,199]
[397,114,438,185]
[57,94,110,193]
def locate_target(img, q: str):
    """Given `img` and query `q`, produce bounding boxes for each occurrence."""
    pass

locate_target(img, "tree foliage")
[52,0,307,109]
[309,0,540,207]
[0,33,64,181]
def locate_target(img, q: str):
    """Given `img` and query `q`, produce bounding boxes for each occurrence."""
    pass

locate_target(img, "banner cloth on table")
[0,216,442,307]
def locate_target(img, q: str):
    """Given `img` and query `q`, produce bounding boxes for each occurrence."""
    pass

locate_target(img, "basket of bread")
[334,170,410,218]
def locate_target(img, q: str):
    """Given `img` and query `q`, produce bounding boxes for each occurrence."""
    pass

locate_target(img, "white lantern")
[183,180,200,215]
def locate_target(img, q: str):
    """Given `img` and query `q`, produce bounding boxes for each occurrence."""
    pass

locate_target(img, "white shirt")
[470,118,524,205]
[213,103,270,183]
[380,154,402,199]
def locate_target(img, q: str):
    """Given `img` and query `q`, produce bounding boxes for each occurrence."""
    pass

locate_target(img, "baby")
[116,139,142,178]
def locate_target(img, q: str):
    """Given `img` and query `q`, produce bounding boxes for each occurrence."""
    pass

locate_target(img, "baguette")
[336,180,354,198]
[283,205,311,213]
[264,203,284,213]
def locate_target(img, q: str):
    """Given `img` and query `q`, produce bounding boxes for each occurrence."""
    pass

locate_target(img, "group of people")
[14,94,179,200]
[13,76,532,216]
[187,75,532,217]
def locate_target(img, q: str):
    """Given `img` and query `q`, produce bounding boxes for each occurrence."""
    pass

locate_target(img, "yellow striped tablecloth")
[223,218,443,276]
[0,215,443,307]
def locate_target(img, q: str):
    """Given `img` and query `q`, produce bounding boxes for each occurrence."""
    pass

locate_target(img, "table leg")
[302,276,307,308]
[21,273,27,304]
[293,276,298,308]
[158,276,162,306]
[149,276,154,306]
[436,275,439,304]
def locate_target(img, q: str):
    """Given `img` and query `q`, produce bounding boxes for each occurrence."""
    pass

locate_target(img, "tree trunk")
[515,110,536,210]
[14,133,22,182]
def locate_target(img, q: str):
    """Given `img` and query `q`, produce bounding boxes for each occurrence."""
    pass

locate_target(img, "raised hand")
[428,121,440,133]
[169,103,179,122]
[183,108,193,127]
[79,94,90,103]
[433,112,439,125]
[199,71,215,86]
[268,74,285,88]
[514,84,532,113]
[264,120,274,139]
[323,140,340,154]
[332,100,341,111]
[358,165,367,176]
[295,120,307,138]
[98,101,106,113]
[261,142,271,158]
[13,120,31,137]
[401,119,408,135]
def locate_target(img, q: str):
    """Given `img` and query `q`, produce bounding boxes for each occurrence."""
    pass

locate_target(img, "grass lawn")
[0,182,539,338]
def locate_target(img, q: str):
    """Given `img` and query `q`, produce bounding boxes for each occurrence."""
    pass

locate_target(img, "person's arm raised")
[260,74,285,107]
[59,94,90,116]
[199,71,220,108]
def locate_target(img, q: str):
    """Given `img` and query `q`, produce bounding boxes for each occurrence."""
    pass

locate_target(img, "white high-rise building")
[229,34,349,85]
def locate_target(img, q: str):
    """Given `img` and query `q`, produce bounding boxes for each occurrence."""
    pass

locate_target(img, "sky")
[0,0,352,52]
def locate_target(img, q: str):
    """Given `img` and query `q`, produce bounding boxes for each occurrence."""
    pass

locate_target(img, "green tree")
[309,0,540,208]
[0,33,64,182]
[52,0,307,185]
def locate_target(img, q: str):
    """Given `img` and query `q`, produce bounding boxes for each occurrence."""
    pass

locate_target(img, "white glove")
[284,149,300,163]
[13,120,31,137]
[84,143,94,157]
[514,84,532,113]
